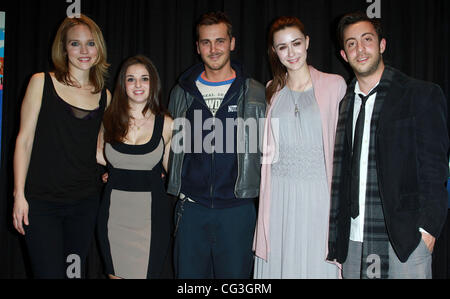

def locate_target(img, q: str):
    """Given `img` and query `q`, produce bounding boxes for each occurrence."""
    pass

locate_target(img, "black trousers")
[24,197,100,279]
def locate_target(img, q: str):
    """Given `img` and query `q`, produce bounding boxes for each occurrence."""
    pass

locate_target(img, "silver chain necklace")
[286,76,311,118]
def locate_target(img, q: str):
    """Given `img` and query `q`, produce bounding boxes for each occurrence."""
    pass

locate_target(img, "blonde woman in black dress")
[13,14,111,278]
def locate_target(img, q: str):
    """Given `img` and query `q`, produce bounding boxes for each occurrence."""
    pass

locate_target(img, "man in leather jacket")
[167,11,266,279]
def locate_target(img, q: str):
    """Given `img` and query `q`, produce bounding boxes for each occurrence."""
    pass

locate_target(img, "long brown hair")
[266,16,307,104]
[103,55,167,143]
[51,14,109,94]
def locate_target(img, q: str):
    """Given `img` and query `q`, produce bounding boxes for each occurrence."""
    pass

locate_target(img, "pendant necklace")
[287,76,311,118]
[131,116,150,131]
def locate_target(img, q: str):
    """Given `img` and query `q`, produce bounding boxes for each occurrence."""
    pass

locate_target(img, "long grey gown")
[254,86,339,279]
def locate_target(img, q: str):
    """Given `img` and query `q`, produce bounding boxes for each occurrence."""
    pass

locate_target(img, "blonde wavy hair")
[51,14,109,93]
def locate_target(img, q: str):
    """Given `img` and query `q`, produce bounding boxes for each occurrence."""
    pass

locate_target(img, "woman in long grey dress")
[253,16,347,278]
[96,55,174,279]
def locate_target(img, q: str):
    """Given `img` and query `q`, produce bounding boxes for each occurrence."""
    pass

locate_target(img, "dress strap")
[154,114,165,141]
[44,72,51,84]
[44,72,52,98]
[99,88,107,111]
[45,72,65,102]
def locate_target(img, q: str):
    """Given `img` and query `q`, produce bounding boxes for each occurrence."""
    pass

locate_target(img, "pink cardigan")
[253,66,347,261]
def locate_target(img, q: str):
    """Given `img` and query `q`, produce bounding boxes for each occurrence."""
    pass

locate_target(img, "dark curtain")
[0,0,449,279]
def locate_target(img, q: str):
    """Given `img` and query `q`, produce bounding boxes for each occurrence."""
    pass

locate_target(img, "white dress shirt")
[349,82,379,242]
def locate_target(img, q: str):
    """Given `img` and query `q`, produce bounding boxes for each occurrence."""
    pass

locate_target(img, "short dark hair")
[337,12,383,49]
[196,11,233,40]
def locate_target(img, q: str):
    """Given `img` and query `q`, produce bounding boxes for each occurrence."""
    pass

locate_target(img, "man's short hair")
[196,11,233,40]
[337,12,383,49]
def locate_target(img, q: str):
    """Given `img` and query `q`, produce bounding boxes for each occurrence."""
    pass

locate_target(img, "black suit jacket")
[329,66,449,263]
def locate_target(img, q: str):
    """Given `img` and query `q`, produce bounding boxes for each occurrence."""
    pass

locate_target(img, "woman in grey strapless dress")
[97,55,174,279]
[254,17,346,278]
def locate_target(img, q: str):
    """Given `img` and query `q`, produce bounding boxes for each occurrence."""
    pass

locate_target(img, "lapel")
[375,66,398,133]
[343,79,357,149]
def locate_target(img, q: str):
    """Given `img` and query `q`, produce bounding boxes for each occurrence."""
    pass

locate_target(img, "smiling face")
[65,24,98,72]
[197,23,235,72]
[273,26,309,73]
[125,64,150,105]
[340,21,386,78]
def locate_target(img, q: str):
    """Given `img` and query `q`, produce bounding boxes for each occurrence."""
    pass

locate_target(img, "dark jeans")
[174,200,256,279]
[24,197,100,279]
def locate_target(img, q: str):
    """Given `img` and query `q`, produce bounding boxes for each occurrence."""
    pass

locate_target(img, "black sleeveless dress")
[25,73,106,203]
[97,114,174,279]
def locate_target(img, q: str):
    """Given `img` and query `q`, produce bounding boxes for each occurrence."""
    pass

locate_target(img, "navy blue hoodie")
[178,61,254,209]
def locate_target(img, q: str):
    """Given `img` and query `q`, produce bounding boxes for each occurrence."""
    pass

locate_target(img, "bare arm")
[13,73,45,235]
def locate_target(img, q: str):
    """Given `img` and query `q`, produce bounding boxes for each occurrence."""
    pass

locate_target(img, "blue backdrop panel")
[0,12,5,162]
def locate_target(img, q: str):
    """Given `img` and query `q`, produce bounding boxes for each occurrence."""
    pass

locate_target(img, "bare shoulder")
[29,72,45,86]
[19,73,46,125]
[25,72,46,102]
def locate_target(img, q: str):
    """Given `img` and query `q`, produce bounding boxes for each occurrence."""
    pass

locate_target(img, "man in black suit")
[327,12,449,279]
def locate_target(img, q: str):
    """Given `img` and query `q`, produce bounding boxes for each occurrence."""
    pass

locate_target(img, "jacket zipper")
[211,115,216,209]
[209,90,234,209]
